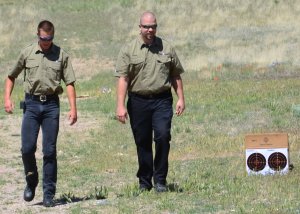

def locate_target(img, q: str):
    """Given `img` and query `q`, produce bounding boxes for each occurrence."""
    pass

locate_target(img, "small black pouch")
[20,100,25,109]
[20,101,25,109]
[20,100,26,113]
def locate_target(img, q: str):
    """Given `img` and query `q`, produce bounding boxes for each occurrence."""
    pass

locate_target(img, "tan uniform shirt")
[9,43,76,95]
[115,36,184,95]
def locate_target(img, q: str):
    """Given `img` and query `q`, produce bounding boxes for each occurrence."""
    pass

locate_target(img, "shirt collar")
[138,36,158,49]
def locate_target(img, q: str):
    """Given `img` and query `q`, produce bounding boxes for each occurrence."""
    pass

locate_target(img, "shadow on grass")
[167,183,184,193]
[32,196,94,207]
[117,182,184,198]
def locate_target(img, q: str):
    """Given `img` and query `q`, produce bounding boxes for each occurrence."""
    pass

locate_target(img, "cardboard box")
[245,133,288,149]
[245,133,289,175]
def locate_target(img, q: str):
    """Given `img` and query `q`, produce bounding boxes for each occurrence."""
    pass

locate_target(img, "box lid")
[245,133,288,149]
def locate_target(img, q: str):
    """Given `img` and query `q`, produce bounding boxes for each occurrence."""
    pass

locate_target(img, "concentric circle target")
[268,152,287,171]
[247,153,266,172]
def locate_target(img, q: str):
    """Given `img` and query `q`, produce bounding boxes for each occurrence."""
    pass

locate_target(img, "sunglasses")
[39,35,54,42]
[140,24,157,30]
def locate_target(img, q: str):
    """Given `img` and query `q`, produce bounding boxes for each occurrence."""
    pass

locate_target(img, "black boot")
[43,196,55,207]
[23,185,36,202]
[23,171,38,202]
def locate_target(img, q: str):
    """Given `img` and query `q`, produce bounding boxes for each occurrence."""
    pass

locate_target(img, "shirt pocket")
[156,54,171,77]
[25,59,40,84]
[129,56,144,75]
[46,60,62,81]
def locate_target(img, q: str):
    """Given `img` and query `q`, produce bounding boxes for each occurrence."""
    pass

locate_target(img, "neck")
[141,35,154,45]
[145,39,153,45]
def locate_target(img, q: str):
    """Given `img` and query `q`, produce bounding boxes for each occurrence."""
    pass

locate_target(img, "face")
[139,15,157,44]
[38,29,54,51]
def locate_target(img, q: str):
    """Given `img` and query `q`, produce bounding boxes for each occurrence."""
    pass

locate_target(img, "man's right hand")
[4,98,14,114]
[4,77,15,114]
[116,105,128,124]
[116,77,129,124]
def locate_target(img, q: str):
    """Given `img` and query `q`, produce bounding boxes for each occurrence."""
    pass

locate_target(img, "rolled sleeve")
[8,51,26,78]
[115,46,130,77]
[170,48,185,76]
[62,55,76,85]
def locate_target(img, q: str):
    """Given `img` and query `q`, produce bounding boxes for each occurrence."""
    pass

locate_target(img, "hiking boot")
[154,183,167,193]
[23,185,36,202]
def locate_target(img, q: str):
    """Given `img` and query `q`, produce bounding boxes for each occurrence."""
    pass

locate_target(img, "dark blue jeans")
[127,93,173,189]
[21,95,60,198]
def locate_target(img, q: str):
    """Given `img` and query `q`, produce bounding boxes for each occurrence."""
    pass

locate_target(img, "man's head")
[37,20,55,51]
[139,11,157,44]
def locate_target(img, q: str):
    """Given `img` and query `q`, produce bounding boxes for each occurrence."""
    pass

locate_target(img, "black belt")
[128,90,171,99]
[25,93,58,102]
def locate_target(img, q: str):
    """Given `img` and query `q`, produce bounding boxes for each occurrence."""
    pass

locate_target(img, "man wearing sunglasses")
[115,11,185,192]
[4,20,77,207]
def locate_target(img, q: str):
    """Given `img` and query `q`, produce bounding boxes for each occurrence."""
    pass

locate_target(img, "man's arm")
[66,83,77,125]
[171,75,185,116]
[116,76,129,124]
[4,76,15,114]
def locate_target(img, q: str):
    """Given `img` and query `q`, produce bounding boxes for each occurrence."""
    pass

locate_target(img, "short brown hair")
[37,20,55,34]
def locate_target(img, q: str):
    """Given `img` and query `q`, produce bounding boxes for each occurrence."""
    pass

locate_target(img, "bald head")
[140,11,157,25]
[139,11,157,44]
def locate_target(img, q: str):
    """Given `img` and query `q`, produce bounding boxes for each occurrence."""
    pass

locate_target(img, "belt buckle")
[39,95,47,102]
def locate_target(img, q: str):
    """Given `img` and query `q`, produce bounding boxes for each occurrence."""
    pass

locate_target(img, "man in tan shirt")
[4,20,77,207]
[115,11,185,192]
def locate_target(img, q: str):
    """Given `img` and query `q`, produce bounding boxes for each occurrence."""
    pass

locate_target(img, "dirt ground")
[0,58,114,213]
[0,113,103,214]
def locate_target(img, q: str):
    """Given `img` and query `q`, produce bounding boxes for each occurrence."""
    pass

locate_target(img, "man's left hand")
[175,99,185,116]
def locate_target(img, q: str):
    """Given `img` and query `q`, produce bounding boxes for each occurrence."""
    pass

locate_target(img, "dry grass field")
[1,0,300,213]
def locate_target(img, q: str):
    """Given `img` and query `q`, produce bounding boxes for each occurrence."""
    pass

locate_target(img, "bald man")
[115,11,185,192]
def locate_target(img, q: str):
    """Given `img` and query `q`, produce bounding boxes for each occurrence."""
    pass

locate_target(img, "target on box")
[245,133,289,175]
